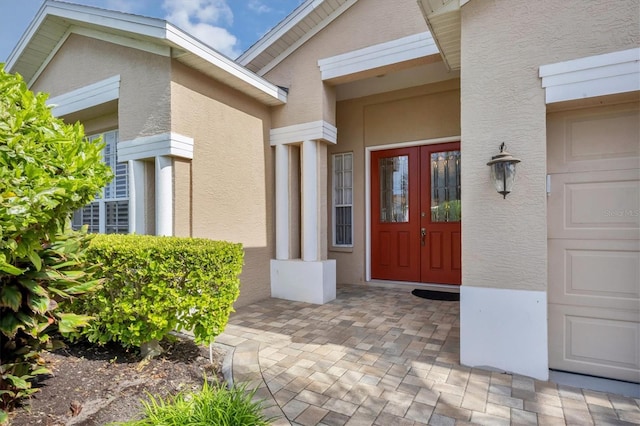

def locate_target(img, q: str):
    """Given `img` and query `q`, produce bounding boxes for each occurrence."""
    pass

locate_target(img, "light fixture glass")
[487,143,521,199]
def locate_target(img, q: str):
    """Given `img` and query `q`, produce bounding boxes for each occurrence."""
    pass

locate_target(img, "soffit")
[6,0,286,106]
[237,0,357,75]
[417,0,461,71]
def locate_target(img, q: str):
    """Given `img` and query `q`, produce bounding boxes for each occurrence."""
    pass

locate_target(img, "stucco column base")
[270,259,336,304]
[460,286,549,380]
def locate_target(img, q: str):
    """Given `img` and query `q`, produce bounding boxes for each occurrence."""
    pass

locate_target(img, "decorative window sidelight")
[333,152,353,246]
[72,130,129,233]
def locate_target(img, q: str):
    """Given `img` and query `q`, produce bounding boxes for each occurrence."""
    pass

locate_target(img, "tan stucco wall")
[31,34,171,142]
[170,61,273,307]
[460,0,639,291]
[329,79,461,284]
[265,0,429,128]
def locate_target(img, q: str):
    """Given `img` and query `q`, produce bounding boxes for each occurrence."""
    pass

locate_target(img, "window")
[333,152,353,246]
[72,130,129,233]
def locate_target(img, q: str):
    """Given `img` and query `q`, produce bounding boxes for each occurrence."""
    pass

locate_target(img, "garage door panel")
[548,239,640,310]
[548,169,640,240]
[547,103,640,174]
[548,102,640,383]
[549,304,640,382]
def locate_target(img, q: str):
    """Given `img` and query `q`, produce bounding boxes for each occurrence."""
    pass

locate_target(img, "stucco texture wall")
[32,34,171,142]
[330,79,460,284]
[460,0,639,291]
[265,0,430,128]
[170,61,274,307]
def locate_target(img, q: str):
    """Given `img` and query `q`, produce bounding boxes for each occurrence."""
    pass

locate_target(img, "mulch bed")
[8,336,226,426]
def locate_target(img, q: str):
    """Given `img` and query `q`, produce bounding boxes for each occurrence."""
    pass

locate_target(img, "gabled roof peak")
[237,0,358,76]
[6,0,286,106]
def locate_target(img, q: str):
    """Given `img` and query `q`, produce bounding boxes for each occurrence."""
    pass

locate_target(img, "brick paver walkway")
[217,285,640,425]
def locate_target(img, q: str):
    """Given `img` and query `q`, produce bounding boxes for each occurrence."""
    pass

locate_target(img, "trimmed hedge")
[70,234,243,348]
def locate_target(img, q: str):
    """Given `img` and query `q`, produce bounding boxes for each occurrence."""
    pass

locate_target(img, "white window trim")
[333,152,354,248]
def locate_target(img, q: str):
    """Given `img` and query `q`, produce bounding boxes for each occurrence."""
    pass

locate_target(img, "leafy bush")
[70,234,243,350]
[115,381,274,426]
[0,65,112,421]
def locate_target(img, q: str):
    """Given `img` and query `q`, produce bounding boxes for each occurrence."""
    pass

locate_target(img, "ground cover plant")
[0,65,111,423]
[116,380,273,426]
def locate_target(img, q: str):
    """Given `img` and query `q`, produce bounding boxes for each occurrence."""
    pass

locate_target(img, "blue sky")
[0,0,304,63]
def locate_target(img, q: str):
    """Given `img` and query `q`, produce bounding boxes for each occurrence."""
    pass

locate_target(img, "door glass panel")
[431,150,461,222]
[379,155,409,223]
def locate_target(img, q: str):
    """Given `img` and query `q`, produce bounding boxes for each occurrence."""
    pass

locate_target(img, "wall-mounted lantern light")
[487,143,521,199]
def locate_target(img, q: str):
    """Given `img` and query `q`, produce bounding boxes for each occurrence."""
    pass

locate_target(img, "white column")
[302,140,319,261]
[155,155,173,236]
[275,144,290,260]
[128,160,146,234]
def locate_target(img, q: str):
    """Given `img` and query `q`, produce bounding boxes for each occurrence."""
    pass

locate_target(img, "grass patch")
[113,381,275,426]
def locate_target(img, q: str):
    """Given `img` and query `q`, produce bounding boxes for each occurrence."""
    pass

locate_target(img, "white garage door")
[547,101,640,383]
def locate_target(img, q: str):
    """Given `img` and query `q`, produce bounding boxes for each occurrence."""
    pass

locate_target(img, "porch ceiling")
[417,0,462,71]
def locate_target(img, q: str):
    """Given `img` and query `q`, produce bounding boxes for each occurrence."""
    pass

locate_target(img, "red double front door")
[371,143,461,285]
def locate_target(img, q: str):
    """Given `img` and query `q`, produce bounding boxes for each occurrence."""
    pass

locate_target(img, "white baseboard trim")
[461,286,548,380]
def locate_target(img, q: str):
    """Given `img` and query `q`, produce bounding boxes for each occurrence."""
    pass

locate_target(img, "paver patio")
[217,285,640,425]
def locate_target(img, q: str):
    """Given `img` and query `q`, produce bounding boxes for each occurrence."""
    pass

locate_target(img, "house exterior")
[6,0,638,384]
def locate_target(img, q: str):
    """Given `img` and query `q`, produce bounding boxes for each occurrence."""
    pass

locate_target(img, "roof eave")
[417,0,462,71]
[6,0,286,106]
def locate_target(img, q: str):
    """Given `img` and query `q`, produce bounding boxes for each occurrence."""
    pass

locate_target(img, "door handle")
[421,228,426,246]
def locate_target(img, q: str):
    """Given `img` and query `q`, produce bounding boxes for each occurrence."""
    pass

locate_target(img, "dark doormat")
[411,289,460,301]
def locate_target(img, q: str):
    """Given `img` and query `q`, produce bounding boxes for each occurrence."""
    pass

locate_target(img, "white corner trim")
[47,75,120,117]
[318,32,439,81]
[270,120,337,146]
[539,48,640,104]
[118,132,194,162]
[460,286,549,380]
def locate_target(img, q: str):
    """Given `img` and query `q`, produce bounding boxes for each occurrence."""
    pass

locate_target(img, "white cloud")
[163,0,240,58]
[248,1,271,14]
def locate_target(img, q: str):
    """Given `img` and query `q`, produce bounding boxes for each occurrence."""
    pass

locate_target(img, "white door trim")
[365,135,461,282]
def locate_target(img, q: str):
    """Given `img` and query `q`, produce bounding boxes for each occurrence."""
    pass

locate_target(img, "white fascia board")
[270,120,337,146]
[118,132,194,162]
[44,1,167,39]
[540,48,640,104]
[238,0,352,66]
[71,26,171,57]
[318,32,439,81]
[165,24,287,104]
[47,75,120,117]
[237,0,319,65]
[254,0,359,77]
[5,1,49,70]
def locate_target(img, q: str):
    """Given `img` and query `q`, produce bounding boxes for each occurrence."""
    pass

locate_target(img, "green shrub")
[0,65,112,421]
[70,234,243,349]
[114,381,274,426]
